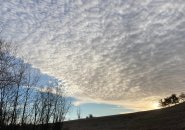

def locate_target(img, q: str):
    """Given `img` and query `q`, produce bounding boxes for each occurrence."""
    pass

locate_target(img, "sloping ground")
[63,102,185,130]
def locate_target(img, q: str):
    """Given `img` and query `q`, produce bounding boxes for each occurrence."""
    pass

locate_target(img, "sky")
[1,0,185,119]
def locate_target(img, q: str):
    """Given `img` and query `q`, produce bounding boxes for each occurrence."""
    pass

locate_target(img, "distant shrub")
[86,114,94,119]
[89,114,93,118]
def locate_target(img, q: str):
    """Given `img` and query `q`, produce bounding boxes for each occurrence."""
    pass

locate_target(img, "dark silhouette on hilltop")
[159,93,185,108]
[179,93,185,102]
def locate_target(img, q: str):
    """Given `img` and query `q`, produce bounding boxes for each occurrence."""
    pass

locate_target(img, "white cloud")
[1,0,185,110]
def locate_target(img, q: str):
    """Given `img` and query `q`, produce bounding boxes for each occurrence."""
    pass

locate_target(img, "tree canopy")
[159,93,185,108]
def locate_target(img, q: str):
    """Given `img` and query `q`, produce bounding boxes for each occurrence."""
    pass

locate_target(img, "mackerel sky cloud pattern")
[1,0,185,110]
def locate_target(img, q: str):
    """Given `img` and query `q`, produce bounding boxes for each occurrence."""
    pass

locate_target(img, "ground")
[63,102,185,130]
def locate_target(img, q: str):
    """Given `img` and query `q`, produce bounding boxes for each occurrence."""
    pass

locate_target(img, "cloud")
[1,0,185,110]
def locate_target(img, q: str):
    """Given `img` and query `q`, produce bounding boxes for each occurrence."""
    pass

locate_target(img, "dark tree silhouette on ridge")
[159,93,184,108]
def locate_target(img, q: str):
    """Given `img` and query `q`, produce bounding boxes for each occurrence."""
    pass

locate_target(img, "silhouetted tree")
[170,94,179,105]
[77,107,81,119]
[179,93,185,102]
[159,94,180,108]
[0,40,71,130]
[159,99,167,107]
[86,114,93,119]
[89,114,93,118]
[21,68,40,125]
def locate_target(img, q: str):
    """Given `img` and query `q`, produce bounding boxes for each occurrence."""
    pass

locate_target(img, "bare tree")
[11,61,26,125]
[32,93,40,125]
[0,39,71,129]
[0,40,18,126]
[77,107,81,119]
[21,67,40,125]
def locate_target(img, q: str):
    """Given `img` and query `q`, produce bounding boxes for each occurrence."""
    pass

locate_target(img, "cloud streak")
[1,0,185,110]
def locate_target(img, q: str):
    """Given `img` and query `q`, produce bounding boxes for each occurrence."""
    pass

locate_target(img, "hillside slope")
[63,102,185,130]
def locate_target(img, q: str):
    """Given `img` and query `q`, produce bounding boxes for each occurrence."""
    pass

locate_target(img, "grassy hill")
[63,102,185,130]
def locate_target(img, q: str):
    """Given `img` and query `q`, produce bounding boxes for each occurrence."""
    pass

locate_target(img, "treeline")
[159,93,185,107]
[0,40,70,129]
